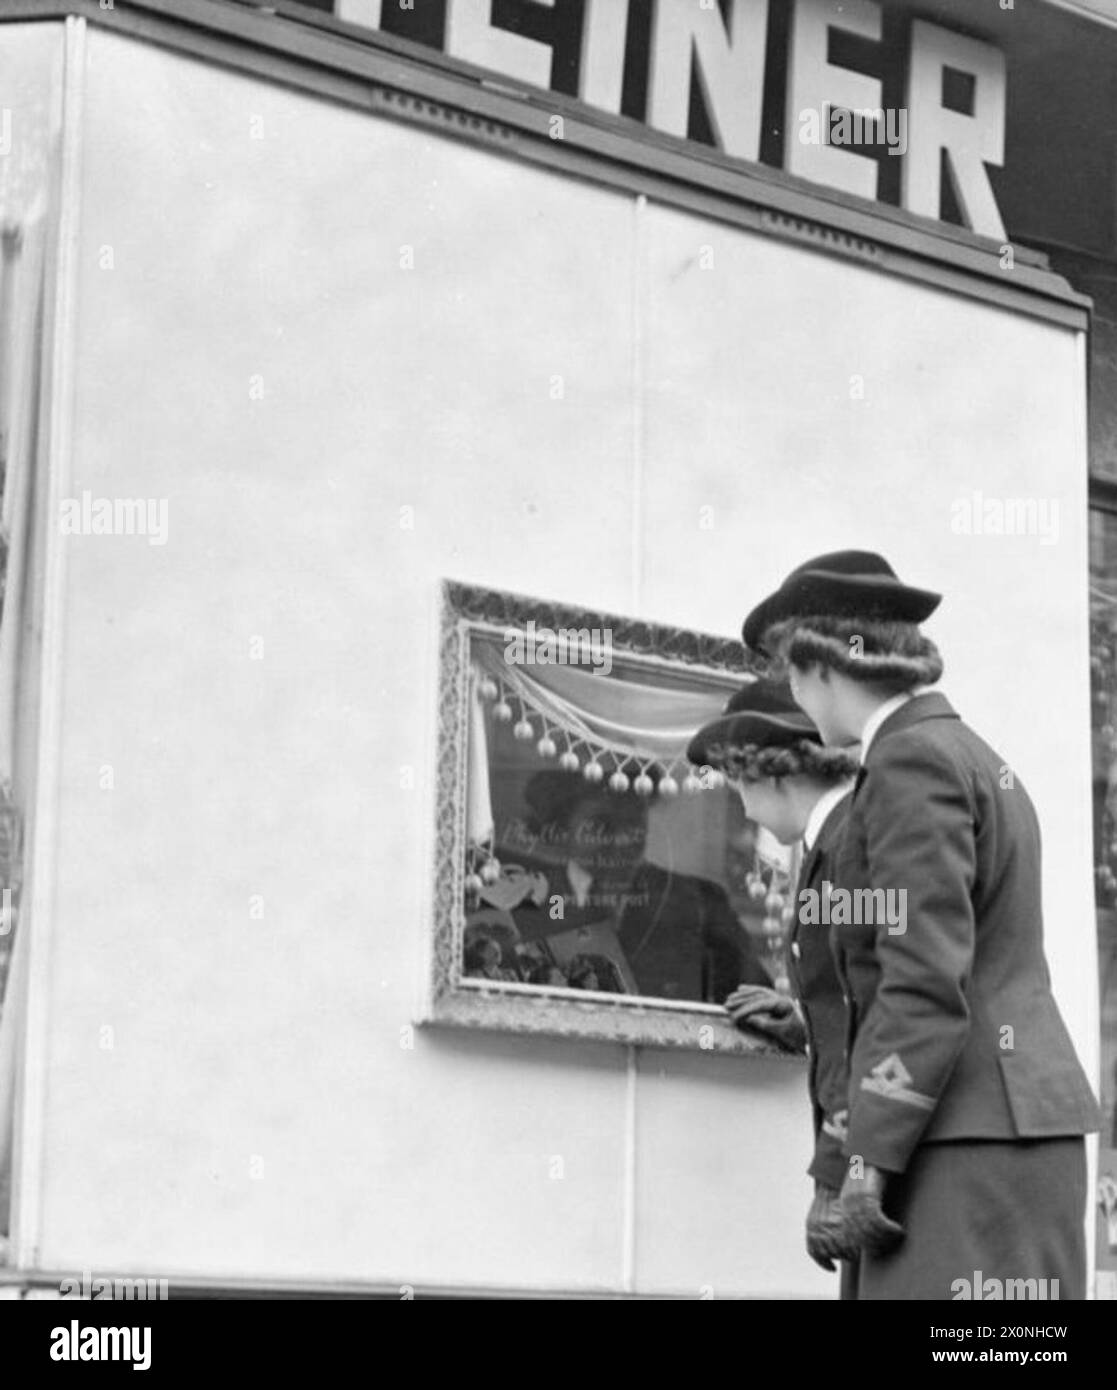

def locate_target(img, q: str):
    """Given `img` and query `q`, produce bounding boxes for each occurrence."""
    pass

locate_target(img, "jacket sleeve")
[845,735,977,1174]
[805,942,852,1191]
[808,1117,849,1192]
[809,1011,852,1189]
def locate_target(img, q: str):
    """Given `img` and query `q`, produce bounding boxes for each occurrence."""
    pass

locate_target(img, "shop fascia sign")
[336,0,1010,240]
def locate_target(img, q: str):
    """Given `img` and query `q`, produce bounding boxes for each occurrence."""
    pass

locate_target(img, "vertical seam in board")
[622,1043,637,1293]
[11,13,85,1270]
[630,194,646,612]
[622,192,648,1296]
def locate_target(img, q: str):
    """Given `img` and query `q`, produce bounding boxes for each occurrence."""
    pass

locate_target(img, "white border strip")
[10,13,85,1270]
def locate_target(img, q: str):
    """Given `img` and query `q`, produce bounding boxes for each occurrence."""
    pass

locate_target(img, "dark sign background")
[289,0,1117,259]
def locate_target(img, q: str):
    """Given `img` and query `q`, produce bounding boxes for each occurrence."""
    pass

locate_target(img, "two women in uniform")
[692,550,1100,1300]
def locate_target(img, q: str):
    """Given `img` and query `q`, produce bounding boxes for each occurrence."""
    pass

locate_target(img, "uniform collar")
[859,689,929,763]
[858,690,958,769]
[803,782,853,851]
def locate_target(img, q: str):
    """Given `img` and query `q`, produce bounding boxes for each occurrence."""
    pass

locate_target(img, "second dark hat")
[687,678,819,769]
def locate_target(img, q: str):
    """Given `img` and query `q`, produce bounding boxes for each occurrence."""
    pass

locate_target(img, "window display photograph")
[463,639,787,1004]
[431,584,798,1052]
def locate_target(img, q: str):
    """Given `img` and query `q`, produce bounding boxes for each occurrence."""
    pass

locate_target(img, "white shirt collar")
[858,689,931,764]
[803,782,853,851]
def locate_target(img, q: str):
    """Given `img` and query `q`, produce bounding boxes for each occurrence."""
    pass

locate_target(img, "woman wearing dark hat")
[741,551,1101,1300]
[689,679,862,1289]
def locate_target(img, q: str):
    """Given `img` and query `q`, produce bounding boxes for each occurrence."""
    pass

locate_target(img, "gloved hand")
[723,984,807,1052]
[805,1182,860,1271]
[839,1163,905,1254]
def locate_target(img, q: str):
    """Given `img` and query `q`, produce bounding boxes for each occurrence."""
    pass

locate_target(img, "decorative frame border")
[424,579,797,1058]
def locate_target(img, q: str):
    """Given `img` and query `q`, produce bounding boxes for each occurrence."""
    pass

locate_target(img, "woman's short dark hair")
[761,613,944,694]
[705,738,859,784]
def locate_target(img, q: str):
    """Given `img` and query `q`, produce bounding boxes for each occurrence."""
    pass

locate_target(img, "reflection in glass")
[461,635,793,1005]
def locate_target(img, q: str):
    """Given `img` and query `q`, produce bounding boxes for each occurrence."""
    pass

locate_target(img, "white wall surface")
[10,23,1095,1295]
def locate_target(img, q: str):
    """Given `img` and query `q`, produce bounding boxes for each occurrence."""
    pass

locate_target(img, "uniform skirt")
[856,1136,1088,1301]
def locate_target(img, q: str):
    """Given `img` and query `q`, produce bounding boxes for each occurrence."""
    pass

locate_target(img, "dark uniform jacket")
[788,793,852,1192]
[832,693,1100,1175]
[507,853,769,1002]
[618,861,770,1003]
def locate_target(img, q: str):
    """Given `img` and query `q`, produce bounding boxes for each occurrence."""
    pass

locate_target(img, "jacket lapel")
[792,843,822,946]
[796,843,822,896]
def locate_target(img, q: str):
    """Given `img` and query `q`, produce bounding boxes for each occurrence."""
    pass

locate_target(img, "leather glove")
[806,1182,860,1271]
[723,984,807,1052]
[839,1163,905,1255]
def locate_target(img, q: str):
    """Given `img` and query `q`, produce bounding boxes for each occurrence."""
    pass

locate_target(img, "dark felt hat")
[523,769,606,832]
[741,550,942,653]
[687,679,819,769]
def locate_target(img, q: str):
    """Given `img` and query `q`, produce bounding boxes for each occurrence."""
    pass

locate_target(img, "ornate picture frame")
[424,579,803,1058]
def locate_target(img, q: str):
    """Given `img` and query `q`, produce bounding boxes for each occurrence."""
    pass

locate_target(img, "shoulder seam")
[867,725,978,817]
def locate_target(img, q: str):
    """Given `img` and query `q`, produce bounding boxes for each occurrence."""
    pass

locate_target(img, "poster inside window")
[428,582,801,1056]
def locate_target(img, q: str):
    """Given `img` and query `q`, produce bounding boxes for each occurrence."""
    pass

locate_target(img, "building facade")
[0,0,1111,1298]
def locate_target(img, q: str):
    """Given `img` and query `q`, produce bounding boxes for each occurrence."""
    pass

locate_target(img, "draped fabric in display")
[467,638,729,849]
